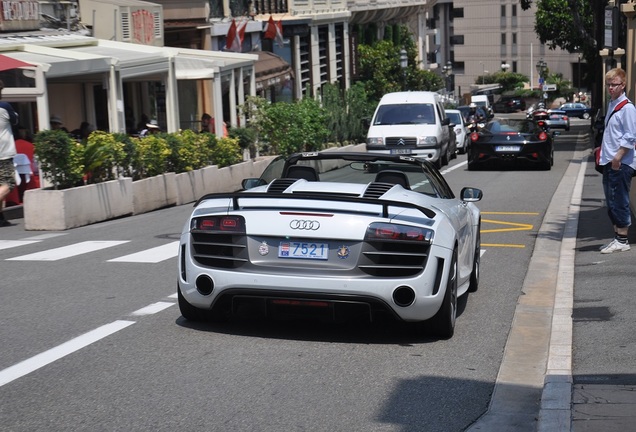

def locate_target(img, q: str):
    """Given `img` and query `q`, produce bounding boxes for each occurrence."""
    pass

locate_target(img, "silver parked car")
[545,109,570,131]
[446,109,469,154]
[177,151,483,339]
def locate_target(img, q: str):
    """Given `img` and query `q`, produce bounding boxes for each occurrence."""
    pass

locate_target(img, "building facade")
[446,0,580,99]
[2,0,584,140]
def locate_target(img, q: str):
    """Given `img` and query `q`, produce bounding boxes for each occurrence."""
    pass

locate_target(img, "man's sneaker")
[600,239,631,254]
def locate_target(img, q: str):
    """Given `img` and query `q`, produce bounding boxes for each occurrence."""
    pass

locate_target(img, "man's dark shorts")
[0,158,16,190]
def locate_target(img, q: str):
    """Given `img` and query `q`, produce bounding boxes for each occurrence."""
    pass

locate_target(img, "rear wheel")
[582,112,590,120]
[178,284,210,321]
[469,228,480,293]
[427,249,458,339]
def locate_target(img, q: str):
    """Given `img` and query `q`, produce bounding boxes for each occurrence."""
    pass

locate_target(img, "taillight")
[191,215,245,232]
[470,132,479,142]
[537,120,546,128]
[538,131,548,141]
[365,222,434,243]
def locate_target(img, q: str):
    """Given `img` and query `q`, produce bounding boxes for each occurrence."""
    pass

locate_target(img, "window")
[452,8,464,18]
[450,35,465,45]
[501,33,506,45]
[512,4,517,16]
[501,5,506,17]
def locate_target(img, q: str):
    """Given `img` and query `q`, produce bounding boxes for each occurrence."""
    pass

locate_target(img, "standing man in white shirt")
[598,68,636,253]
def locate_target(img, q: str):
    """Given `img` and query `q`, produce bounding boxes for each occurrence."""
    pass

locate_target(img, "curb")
[536,156,587,431]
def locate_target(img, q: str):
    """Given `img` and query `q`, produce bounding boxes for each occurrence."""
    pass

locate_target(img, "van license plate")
[390,148,411,154]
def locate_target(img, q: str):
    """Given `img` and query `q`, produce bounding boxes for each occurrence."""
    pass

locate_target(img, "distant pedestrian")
[50,115,68,132]
[71,121,94,141]
[200,112,228,137]
[598,67,636,254]
[139,119,161,137]
[0,80,19,227]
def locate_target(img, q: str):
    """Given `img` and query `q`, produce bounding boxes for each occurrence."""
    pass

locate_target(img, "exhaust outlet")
[195,275,214,296]
[393,286,416,307]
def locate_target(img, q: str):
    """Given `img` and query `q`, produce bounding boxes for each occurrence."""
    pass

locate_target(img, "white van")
[470,95,494,118]
[366,91,453,168]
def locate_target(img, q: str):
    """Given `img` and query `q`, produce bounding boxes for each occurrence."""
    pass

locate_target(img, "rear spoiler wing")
[194,192,437,219]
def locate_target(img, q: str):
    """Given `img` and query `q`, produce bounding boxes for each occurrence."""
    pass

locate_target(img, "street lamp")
[479,61,486,84]
[442,60,453,95]
[501,62,510,73]
[399,49,408,90]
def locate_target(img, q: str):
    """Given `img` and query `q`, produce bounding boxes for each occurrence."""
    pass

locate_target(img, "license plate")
[390,148,411,154]
[495,145,520,152]
[279,242,329,260]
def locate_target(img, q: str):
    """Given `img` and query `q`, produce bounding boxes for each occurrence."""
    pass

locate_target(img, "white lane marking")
[23,233,67,241]
[440,160,467,175]
[7,241,129,261]
[130,302,174,316]
[167,293,178,299]
[107,241,179,263]
[481,249,486,257]
[0,320,135,388]
[0,240,41,251]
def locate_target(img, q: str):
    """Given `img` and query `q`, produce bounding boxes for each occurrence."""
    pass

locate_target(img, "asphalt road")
[0,121,588,431]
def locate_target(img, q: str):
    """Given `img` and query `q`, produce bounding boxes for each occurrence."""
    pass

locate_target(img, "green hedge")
[34,129,243,190]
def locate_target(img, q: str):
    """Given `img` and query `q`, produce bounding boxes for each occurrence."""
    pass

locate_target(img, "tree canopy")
[355,26,444,104]
[520,0,598,63]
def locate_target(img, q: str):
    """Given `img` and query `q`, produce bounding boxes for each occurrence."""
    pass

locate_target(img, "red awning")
[0,54,34,72]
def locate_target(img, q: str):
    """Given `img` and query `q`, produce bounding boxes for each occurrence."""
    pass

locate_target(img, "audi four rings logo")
[290,220,320,230]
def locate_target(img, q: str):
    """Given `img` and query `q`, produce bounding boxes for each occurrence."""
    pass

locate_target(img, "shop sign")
[131,8,156,45]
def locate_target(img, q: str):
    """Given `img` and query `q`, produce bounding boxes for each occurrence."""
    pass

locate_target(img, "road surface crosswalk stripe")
[6,240,129,261]
[107,241,179,263]
[0,240,41,251]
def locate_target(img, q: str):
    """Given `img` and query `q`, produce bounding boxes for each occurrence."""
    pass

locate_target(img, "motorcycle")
[467,120,485,133]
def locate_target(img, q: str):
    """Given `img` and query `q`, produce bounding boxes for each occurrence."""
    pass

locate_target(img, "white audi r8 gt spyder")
[177,152,483,339]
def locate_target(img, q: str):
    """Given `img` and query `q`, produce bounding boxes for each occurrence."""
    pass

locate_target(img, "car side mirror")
[241,178,266,190]
[461,187,483,202]
[442,118,450,126]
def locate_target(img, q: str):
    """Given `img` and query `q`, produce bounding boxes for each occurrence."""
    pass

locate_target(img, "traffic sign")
[543,84,557,91]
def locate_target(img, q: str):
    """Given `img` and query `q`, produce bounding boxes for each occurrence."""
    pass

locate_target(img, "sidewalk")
[566,155,636,432]
[470,130,636,432]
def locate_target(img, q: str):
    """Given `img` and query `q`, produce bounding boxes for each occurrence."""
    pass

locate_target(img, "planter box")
[174,156,276,205]
[22,156,278,230]
[23,178,134,231]
[132,172,177,215]
[21,149,362,231]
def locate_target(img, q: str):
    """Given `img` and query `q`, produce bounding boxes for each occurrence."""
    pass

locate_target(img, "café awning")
[0,54,34,71]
